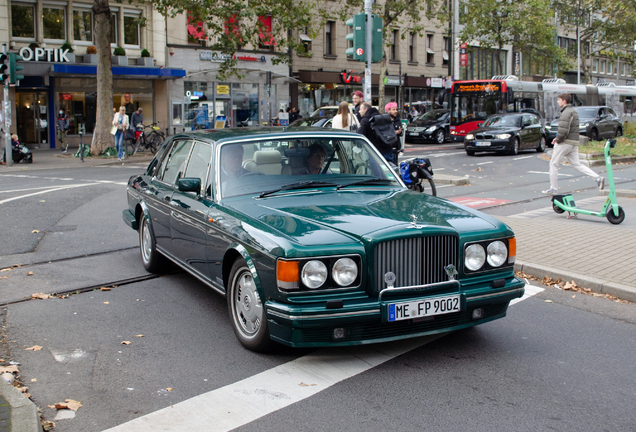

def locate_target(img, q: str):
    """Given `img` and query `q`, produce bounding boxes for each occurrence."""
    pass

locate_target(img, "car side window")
[608,108,617,117]
[522,115,532,126]
[184,142,212,194]
[161,140,193,185]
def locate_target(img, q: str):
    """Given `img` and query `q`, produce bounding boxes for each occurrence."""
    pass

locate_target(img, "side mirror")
[477,122,483,127]
[178,177,201,193]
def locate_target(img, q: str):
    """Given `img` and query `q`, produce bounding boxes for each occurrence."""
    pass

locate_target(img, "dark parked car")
[464,113,547,156]
[289,116,332,128]
[406,109,450,144]
[547,106,623,142]
[123,128,524,351]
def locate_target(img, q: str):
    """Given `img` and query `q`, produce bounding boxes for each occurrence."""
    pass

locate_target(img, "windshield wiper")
[337,178,393,190]
[258,180,337,198]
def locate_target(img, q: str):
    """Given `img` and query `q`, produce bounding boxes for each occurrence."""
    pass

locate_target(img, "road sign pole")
[2,44,11,167]
[364,0,373,103]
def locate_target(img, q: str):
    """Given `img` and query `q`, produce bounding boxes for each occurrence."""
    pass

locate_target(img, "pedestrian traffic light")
[9,53,24,85]
[0,53,9,85]
[345,13,383,63]
[346,13,366,61]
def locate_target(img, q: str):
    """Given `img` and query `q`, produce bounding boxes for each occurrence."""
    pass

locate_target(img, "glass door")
[16,92,49,146]
[215,100,231,128]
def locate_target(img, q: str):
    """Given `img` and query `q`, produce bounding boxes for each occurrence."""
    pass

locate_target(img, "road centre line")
[513,156,535,160]
[475,161,494,165]
[103,284,542,432]
[527,171,573,177]
[0,183,102,205]
[0,185,75,194]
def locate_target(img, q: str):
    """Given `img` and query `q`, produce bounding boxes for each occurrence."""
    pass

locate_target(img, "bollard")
[79,132,84,162]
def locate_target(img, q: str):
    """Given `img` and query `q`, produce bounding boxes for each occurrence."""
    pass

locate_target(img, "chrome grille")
[374,235,458,290]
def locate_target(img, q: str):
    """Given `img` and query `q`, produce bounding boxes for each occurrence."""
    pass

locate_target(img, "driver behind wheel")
[302,143,327,175]
[221,144,250,193]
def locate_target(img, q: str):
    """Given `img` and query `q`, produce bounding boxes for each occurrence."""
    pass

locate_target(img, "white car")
[310,105,355,117]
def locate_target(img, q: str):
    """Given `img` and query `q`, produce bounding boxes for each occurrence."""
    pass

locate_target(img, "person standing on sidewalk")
[131,107,144,140]
[112,106,129,161]
[542,93,604,195]
[352,91,364,121]
[56,109,70,152]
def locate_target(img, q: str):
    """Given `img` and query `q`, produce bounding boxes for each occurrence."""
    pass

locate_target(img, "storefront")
[9,54,185,149]
[167,50,292,131]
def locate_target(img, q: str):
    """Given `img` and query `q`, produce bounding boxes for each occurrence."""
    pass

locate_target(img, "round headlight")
[465,244,486,271]
[332,258,358,286]
[301,260,328,289]
[487,240,508,267]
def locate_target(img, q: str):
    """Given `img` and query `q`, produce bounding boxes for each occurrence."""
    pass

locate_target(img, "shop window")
[111,12,118,45]
[426,34,434,64]
[258,15,275,50]
[232,83,259,127]
[43,7,66,40]
[187,12,205,45]
[408,32,416,63]
[11,4,36,39]
[124,12,141,47]
[324,21,335,57]
[443,37,449,66]
[390,30,399,61]
[172,102,183,126]
[73,9,93,42]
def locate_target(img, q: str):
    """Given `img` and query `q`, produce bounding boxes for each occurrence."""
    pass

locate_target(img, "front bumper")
[265,276,525,347]
[464,139,511,152]
[406,130,435,141]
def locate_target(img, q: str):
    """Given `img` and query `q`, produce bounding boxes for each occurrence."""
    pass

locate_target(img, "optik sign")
[19,47,72,62]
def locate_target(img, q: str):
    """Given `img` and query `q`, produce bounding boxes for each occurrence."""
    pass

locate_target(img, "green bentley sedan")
[122,128,524,351]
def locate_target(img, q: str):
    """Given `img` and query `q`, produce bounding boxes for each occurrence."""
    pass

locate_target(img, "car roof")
[167,127,360,143]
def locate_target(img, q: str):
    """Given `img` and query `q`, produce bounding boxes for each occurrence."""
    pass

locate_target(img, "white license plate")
[387,294,460,322]
[409,132,419,136]
[475,141,491,146]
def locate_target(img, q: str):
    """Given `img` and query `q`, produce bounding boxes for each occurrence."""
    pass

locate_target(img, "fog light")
[471,308,485,320]
[333,328,347,340]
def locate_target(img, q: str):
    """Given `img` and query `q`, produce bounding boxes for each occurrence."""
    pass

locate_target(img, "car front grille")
[374,235,459,290]
[475,134,495,140]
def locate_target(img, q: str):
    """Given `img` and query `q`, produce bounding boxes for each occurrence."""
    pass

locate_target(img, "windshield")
[574,107,599,118]
[483,115,521,127]
[416,110,448,122]
[311,107,339,117]
[290,117,330,127]
[451,93,507,125]
[218,137,400,198]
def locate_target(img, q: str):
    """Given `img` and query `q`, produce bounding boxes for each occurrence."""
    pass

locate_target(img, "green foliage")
[61,42,74,53]
[141,49,151,58]
[113,46,126,56]
[623,121,636,138]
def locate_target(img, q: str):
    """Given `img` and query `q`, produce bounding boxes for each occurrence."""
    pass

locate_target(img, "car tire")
[227,259,274,352]
[139,215,168,274]
[509,137,520,155]
[615,127,622,138]
[536,136,546,153]
[435,129,445,144]
[589,129,599,142]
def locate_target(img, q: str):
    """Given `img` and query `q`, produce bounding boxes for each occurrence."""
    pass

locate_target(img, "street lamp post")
[364,0,373,103]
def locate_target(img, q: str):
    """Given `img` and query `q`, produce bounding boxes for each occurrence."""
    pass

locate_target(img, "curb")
[0,382,42,432]
[435,174,471,185]
[582,155,636,167]
[514,260,636,303]
[598,189,636,198]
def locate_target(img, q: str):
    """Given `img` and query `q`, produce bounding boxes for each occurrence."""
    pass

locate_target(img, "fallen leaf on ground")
[53,399,83,412]
[475,167,482,171]
[545,300,553,303]
[121,341,131,345]
[27,271,34,276]
[135,335,144,338]
[31,378,37,382]
[166,388,173,391]
[0,268,13,272]
[100,287,111,291]
[31,230,39,233]
[298,382,317,387]
[0,366,19,374]
[31,293,51,300]
[103,302,109,305]
[41,420,56,431]
[25,345,43,351]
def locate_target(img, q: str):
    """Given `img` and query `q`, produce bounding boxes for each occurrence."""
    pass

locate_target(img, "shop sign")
[60,94,73,100]
[341,70,362,84]
[199,51,266,63]
[426,77,444,88]
[383,76,403,86]
[19,47,71,62]
[216,84,230,95]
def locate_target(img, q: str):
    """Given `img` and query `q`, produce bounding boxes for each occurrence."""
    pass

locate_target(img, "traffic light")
[0,53,8,85]
[345,13,383,63]
[9,53,24,84]
[346,13,366,61]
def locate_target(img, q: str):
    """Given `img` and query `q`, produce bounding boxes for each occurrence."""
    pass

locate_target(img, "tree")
[91,0,113,156]
[458,0,570,79]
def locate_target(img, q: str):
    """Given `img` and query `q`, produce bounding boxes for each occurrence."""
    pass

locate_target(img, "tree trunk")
[379,52,387,114]
[91,0,113,156]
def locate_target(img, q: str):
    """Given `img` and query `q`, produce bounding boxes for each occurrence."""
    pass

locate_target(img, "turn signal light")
[277,260,299,290]
[508,237,516,264]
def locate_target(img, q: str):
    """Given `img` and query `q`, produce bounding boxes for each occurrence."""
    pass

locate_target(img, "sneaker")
[542,188,558,195]
[597,176,605,190]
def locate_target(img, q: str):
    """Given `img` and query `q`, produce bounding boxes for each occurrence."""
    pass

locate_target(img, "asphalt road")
[1,155,635,431]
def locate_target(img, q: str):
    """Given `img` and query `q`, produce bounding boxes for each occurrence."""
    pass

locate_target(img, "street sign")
[356,48,364,56]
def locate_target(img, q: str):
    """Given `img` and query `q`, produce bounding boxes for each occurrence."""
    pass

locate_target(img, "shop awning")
[52,64,186,79]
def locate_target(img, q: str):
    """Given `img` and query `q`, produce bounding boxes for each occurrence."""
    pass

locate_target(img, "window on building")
[124,12,141,46]
[187,12,205,45]
[426,34,434,64]
[299,27,312,56]
[224,15,242,49]
[11,4,36,39]
[73,9,93,42]
[43,6,66,40]
[409,32,416,63]
[325,21,335,56]
[443,37,450,66]
[111,12,118,45]
[592,59,598,73]
[600,60,605,74]
[258,15,275,50]
[621,63,626,76]
[608,62,613,75]
[390,30,399,61]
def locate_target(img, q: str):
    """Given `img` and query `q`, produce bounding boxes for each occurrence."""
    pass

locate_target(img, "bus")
[448,76,636,141]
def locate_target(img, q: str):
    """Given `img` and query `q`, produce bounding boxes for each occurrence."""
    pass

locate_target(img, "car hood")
[474,126,519,134]
[410,119,445,127]
[226,189,501,247]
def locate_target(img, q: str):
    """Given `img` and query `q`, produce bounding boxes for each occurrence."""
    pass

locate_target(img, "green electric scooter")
[551,138,625,225]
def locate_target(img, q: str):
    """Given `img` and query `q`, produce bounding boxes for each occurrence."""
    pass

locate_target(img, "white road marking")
[0,183,101,204]
[527,171,573,177]
[0,186,73,194]
[103,284,541,432]
[475,161,494,165]
[513,156,534,160]
[510,284,544,305]
[428,151,465,157]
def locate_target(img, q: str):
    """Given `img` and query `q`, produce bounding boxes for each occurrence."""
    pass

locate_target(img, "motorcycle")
[398,157,436,196]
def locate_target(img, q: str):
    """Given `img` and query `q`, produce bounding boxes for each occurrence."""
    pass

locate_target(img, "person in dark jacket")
[352,91,364,121]
[56,109,70,152]
[358,102,395,162]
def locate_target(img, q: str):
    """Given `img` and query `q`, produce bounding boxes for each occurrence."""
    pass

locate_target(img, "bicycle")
[132,122,165,156]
